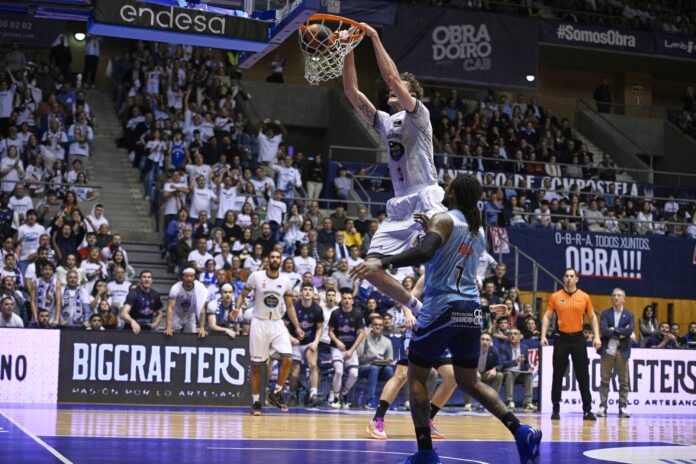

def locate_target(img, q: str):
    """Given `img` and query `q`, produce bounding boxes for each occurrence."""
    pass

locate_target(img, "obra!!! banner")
[59,330,251,405]
[506,227,696,299]
[382,5,538,88]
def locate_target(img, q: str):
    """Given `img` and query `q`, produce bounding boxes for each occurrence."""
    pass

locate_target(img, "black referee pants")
[551,332,592,412]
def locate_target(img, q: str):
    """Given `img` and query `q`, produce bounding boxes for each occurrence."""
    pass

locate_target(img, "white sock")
[252,394,260,403]
[310,388,318,396]
[274,384,283,394]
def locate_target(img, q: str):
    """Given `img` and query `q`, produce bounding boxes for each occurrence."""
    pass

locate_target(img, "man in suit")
[463,332,503,411]
[499,328,536,411]
[598,288,635,418]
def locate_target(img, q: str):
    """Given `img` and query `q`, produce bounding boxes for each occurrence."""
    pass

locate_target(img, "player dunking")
[234,251,305,415]
[352,175,541,464]
[342,23,445,324]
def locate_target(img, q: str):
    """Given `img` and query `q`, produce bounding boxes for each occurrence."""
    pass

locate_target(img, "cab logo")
[431,24,492,72]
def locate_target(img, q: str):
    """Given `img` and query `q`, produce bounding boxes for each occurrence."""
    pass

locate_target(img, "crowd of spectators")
[402,0,696,35]
[0,35,138,333]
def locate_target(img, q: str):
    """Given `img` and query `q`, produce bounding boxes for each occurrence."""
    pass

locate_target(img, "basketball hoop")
[298,14,366,85]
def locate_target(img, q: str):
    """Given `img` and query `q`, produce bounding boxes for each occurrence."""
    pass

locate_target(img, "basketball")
[300,23,334,56]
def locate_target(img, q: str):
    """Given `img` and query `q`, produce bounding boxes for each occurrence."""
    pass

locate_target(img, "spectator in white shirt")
[635,201,654,235]
[0,295,23,327]
[533,201,552,229]
[265,189,287,241]
[272,155,303,205]
[189,175,218,219]
[68,129,90,166]
[9,183,32,222]
[293,244,317,276]
[186,152,213,187]
[188,237,213,274]
[257,118,285,165]
[0,145,24,193]
[41,119,68,161]
[16,209,45,274]
[333,167,352,200]
[163,170,189,225]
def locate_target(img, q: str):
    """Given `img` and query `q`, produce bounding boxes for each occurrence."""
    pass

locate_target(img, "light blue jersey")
[419,210,485,330]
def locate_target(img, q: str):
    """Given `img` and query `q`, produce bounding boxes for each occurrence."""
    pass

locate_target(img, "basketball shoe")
[367,418,387,440]
[515,424,542,464]
[400,450,441,464]
[266,390,288,411]
[429,420,445,440]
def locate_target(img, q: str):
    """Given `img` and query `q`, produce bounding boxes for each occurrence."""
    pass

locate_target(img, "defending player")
[234,251,305,415]
[352,175,541,464]
[366,273,457,441]
[342,23,445,325]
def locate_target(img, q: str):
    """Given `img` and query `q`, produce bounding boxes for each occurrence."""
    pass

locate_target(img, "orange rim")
[298,13,366,41]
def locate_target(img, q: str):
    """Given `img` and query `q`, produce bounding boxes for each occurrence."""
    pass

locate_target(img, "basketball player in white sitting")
[234,250,305,415]
[164,268,209,335]
[342,22,445,322]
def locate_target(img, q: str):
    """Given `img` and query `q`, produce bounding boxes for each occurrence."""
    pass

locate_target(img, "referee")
[540,268,601,421]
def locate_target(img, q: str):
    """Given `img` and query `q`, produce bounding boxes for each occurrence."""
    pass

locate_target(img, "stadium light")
[525,74,536,82]
[74,32,86,41]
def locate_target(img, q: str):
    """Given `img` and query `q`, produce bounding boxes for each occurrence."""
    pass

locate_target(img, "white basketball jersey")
[169,285,197,315]
[374,100,438,197]
[245,271,293,321]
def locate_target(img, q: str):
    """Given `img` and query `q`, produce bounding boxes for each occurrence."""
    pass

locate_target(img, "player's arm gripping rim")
[361,23,417,113]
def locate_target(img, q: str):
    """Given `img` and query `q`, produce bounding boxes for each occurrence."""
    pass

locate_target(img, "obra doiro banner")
[506,227,696,299]
[0,328,60,403]
[59,331,251,405]
[540,346,696,414]
[383,5,538,88]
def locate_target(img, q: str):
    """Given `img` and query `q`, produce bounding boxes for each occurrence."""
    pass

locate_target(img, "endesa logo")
[119,3,226,35]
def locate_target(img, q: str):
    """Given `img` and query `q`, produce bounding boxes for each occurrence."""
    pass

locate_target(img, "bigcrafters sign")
[59,331,251,406]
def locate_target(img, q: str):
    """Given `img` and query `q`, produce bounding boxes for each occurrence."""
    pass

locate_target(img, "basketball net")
[298,15,365,85]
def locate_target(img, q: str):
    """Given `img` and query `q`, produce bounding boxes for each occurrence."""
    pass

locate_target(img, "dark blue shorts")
[408,300,483,369]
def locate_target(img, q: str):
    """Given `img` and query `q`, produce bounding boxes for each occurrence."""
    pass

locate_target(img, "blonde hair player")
[342,23,445,327]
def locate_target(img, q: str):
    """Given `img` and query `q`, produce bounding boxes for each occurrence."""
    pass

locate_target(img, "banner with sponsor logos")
[0,15,65,48]
[539,20,654,54]
[0,328,60,403]
[457,169,696,202]
[506,227,696,299]
[540,346,696,414]
[89,0,268,51]
[382,5,538,88]
[654,32,696,59]
[58,330,251,406]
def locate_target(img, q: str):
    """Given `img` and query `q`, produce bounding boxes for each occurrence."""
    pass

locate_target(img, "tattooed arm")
[342,51,377,124]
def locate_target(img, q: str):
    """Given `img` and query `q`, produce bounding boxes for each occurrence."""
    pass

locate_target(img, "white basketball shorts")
[367,183,446,257]
[249,318,293,363]
[330,347,359,368]
[173,312,197,333]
